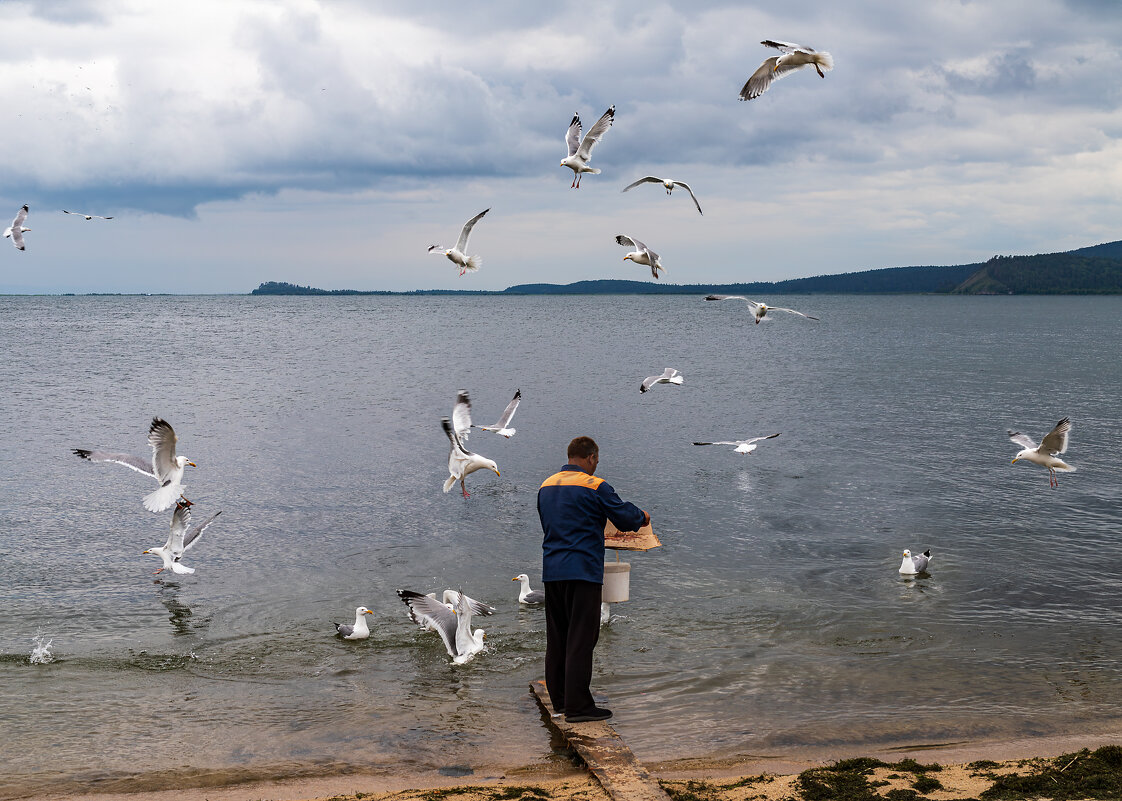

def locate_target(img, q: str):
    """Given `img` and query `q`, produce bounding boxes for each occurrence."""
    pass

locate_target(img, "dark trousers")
[544,579,602,716]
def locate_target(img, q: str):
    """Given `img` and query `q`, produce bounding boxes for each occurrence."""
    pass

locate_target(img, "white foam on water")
[29,630,54,665]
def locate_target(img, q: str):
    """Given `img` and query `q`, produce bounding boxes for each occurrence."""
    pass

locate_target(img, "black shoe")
[565,707,612,723]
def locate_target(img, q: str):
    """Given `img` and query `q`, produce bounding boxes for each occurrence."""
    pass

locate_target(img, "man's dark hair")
[567,436,599,460]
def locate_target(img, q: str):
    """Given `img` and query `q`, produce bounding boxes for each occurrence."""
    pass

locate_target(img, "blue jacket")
[538,465,646,584]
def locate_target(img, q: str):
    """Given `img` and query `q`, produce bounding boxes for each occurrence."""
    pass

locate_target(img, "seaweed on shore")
[981,745,1122,800]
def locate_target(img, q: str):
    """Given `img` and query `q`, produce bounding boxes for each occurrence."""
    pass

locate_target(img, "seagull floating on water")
[442,414,499,498]
[513,574,545,605]
[898,549,932,575]
[739,40,834,101]
[428,208,490,276]
[705,294,819,324]
[397,589,489,664]
[334,606,374,640]
[693,433,780,454]
[62,210,114,220]
[73,417,196,512]
[473,389,521,438]
[143,499,221,575]
[4,205,30,251]
[561,106,615,188]
[622,177,703,215]
[640,368,683,393]
[1009,417,1075,488]
[616,234,664,279]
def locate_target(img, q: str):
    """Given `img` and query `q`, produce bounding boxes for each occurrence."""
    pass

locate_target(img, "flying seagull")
[640,368,683,393]
[143,499,222,575]
[73,417,196,512]
[898,549,932,575]
[704,294,819,324]
[693,433,780,454]
[739,40,834,101]
[616,234,664,279]
[428,208,490,276]
[334,606,374,640]
[1009,417,1075,488]
[561,105,615,188]
[62,210,114,220]
[396,588,488,664]
[4,205,30,251]
[442,417,499,498]
[622,177,703,215]
[513,573,545,605]
[472,389,521,438]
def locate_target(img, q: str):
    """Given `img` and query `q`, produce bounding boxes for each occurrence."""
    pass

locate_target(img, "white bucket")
[602,562,631,603]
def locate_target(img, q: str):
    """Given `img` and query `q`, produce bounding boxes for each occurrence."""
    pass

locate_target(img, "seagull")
[622,177,703,215]
[334,606,374,640]
[62,210,114,220]
[693,433,780,454]
[143,499,221,575]
[397,589,488,664]
[704,294,819,324]
[739,40,834,101]
[73,417,196,512]
[560,105,615,188]
[4,205,30,251]
[640,368,683,393]
[899,549,932,575]
[472,389,521,438]
[442,417,499,498]
[1009,417,1076,488]
[513,574,545,605]
[616,234,665,279]
[428,208,490,276]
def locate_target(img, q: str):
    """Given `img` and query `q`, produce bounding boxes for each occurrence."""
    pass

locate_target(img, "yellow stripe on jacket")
[539,470,605,490]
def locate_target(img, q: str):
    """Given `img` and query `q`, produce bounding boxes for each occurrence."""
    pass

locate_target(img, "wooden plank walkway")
[530,680,672,801]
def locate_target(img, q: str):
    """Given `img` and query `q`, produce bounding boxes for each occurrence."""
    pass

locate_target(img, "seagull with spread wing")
[693,433,780,455]
[472,389,521,438]
[4,205,30,251]
[616,234,665,279]
[428,208,490,276]
[640,368,683,393]
[397,588,489,664]
[739,40,834,101]
[442,411,499,498]
[560,105,615,188]
[62,210,114,220]
[622,177,703,215]
[143,499,221,575]
[705,294,818,324]
[73,417,196,512]
[1009,417,1076,488]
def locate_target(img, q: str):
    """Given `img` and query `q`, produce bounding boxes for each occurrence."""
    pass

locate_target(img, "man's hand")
[641,510,651,528]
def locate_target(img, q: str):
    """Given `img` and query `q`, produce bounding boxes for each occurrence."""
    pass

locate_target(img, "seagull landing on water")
[513,574,545,605]
[334,606,374,640]
[739,40,834,101]
[693,433,780,455]
[397,589,489,664]
[73,417,197,512]
[561,105,615,188]
[62,210,114,220]
[899,549,932,575]
[1009,417,1075,488]
[622,177,703,215]
[428,208,490,276]
[143,499,221,575]
[4,205,30,251]
[472,389,521,438]
[442,416,499,498]
[705,294,819,324]
[616,234,664,279]
[640,368,683,393]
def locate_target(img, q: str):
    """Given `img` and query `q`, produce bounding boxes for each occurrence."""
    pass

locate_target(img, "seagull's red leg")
[461,479,470,498]
[570,175,576,188]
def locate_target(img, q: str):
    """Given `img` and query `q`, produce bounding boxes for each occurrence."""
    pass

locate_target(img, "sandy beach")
[18,730,1122,801]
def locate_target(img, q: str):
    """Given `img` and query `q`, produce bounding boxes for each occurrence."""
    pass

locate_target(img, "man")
[537,436,650,723]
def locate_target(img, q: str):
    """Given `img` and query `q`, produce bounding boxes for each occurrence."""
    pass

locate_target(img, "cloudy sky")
[1,0,1119,293]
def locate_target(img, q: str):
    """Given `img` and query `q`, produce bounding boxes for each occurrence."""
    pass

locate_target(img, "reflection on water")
[2,294,1122,796]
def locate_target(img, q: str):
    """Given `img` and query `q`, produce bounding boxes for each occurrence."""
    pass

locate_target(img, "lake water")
[2,294,1122,797]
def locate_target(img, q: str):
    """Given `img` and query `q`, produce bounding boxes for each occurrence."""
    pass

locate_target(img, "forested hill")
[250,240,1122,295]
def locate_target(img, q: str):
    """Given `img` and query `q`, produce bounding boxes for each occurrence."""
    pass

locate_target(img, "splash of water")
[30,631,54,665]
